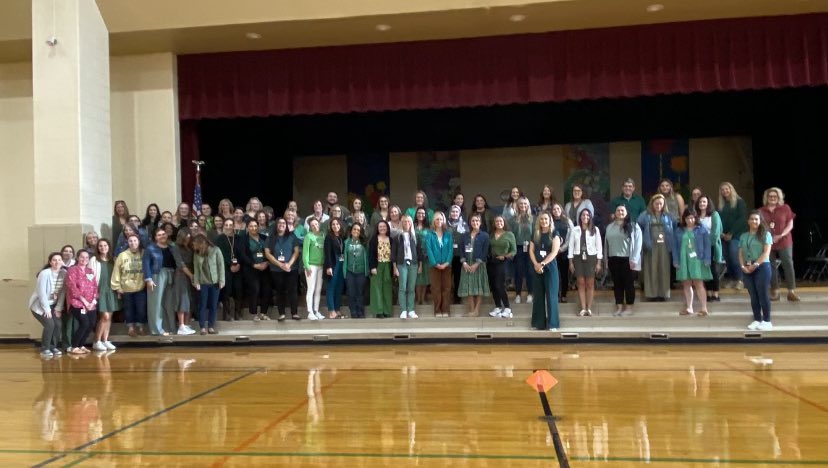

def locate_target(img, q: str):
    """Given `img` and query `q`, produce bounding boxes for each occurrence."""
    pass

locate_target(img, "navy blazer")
[459,231,490,264]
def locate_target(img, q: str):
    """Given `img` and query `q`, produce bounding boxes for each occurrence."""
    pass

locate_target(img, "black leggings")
[452,256,463,303]
[243,267,271,316]
[488,259,510,308]
[271,270,299,316]
[71,307,98,348]
[556,252,569,299]
[704,243,720,293]
[608,257,636,305]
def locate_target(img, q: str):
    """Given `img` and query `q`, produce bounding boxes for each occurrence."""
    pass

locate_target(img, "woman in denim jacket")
[672,210,712,316]
[458,214,490,317]
[143,227,181,335]
[637,194,675,301]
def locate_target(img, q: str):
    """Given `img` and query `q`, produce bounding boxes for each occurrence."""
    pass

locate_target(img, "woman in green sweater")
[303,218,326,320]
[192,234,225,334]
[718,182,747,290]
[344,223,369,318]
[488,216,517,318]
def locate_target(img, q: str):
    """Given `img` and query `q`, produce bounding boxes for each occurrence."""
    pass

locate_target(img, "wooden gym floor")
[2,343,828,467]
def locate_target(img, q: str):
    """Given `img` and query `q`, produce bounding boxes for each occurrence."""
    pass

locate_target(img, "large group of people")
[29,180,800,357]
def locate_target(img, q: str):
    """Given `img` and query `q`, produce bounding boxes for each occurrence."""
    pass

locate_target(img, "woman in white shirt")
[568,209,603,316]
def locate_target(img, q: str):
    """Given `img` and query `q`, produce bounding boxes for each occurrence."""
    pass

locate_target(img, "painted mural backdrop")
[417,151,461,212]
[346,152,389,217]
[641,139,690,200]
[562,144,611,227]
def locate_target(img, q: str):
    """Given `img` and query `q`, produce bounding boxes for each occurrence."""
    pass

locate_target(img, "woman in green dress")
[413,207,431,305]
[458,214,490,317]
[92,238,121,351]
[672,209,712,316]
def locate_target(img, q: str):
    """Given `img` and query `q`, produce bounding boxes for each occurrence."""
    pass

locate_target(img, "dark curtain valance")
[178,13,828,120]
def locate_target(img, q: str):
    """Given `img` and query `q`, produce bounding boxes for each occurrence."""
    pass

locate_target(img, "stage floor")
[4,344,828,467]
[103,289,828,345]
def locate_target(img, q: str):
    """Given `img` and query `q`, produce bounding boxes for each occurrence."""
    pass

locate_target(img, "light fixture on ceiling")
[646,4,664,12]
[509,14,527,22]
[245,32,262,40]
[375,24,391,32]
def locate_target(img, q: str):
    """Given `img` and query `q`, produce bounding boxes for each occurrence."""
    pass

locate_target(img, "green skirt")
[98,286,121,312]
[458,262,490,297]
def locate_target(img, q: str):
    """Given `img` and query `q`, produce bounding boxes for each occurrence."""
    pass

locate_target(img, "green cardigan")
[343,238,369,276]
[194,246,226,286]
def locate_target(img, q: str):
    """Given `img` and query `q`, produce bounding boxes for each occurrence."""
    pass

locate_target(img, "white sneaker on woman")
[489,307,503,318]
[515,296,522,304]
[315,311,325,320]
[93,341,107,351]
[526,295,533,304]
[400,311,408,319]
[500,308,513,319]
[747,321,761,330]
[758,321,773,331]
[408,311,419,319]
[104,341,117,350]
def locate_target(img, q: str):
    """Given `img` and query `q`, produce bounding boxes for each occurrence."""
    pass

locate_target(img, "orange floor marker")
[526,369,558,393]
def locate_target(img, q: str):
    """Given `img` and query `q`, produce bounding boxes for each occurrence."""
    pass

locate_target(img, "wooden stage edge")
[13,289,828,346]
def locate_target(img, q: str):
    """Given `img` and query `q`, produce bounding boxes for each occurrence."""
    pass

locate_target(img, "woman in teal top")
[405,190,435,225]
[425,212,454,317]
[696,195,724,302]
[303,218,325,320]
[344,223,369,318]
[739,211,773,331]
[413,207,431,305]
[672,210,712,317]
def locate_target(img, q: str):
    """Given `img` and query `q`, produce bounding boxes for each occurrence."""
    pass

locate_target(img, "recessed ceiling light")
[245,32,261,40]
[509,14,527,22]
[646,4,664,12]
[375,24,391,32]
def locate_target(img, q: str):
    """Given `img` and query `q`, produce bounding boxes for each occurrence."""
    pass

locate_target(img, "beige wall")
[111,53,181,221]
[292,155,347,216]
[0,61,35,280]
[690,137,755,209]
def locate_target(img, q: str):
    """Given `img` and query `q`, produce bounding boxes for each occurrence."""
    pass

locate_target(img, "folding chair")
[803,244,828,282]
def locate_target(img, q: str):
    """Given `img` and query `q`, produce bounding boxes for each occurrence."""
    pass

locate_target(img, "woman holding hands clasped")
[530,213,561,330]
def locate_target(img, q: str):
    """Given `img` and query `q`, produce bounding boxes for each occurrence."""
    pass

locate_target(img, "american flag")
[193,178,203,216]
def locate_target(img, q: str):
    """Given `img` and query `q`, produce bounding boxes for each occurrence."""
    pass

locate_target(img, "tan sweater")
[111,250,146,293]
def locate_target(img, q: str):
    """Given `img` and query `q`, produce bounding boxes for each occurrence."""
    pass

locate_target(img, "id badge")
[523,241,529,253]
[656,233,665,244]
[582,252,587,261]
[539,250,547,258]
[255,252,264,259]
[465,245,473,253]
[453,243,458,249]
[688,252,697,258]
[339,255,344,262]
[277,255,286,262]
[231,257,238,265]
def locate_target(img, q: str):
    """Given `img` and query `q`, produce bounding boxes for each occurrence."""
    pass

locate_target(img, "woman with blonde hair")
[658,179,685,222]
[759,187,799,301]
[392,215,422,319]
[510,197,534,304]
[426,211,453,317]
[637,194,675,301]
[718,182,748,290]
[406,190,435,224]
[530,212,561,330]
[217,198,234,219]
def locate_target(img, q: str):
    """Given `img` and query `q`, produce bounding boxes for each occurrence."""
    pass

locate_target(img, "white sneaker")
[758,321,773,331]
[315,312,325,320]
[748,321,761,330]
[408,311,419,319]
[253,314,261,321]
[515,296,522,304]
[526,295,533,304]
[400,311,408,319]
[183,325,196,333]
[308,313,318,321]
[104,341,116,350]
[93,341,107,351]
[178,326,196,335]
[489,307,503,318]
[500,308,513,318]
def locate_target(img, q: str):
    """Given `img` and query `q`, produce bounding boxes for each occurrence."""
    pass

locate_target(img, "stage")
[103,289,828,346]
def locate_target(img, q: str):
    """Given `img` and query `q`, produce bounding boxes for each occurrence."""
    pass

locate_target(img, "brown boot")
[770,289,780,301]
[787,291,800,302]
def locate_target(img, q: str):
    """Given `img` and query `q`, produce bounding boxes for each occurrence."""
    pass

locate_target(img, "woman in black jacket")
[324,218,346,319]
[235,218,271,321]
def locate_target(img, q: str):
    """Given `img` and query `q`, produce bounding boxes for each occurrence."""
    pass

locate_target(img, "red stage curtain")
[178,13,828,120]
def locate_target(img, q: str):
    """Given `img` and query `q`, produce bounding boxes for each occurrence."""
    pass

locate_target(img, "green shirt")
[303,231,325,267]
[344,240,367,275]
[489,231,517,258]
[739,231,772,264]
[720,198,748,238]
[509,217,534,246]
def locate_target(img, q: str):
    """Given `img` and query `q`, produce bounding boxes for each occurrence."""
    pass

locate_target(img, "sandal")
[697,310,709,317]
[680,308,694,316]
[329,312,338,319]
[127,328,136,337]
[579,309,588,317]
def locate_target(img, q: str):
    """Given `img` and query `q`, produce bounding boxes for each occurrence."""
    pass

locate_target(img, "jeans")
[743,262,771,322]
[198,284,220,328]
[513,250,533,295]
[724,238,743,282]
[32,310,60,351]
[326,259,345,312]
[147,267,173,335]
[531,262,560,330]
[346,271,367,317]
[123,290,147,326]
[769,246,796,291]
[397,262,418,312]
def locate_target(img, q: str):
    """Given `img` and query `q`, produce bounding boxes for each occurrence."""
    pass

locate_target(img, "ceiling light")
[509,14,526,22]
[646,4,664,12]
[375,24,391,32]
[245,32,261,40]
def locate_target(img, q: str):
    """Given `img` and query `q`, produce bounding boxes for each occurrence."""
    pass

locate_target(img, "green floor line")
[3,449,828,464]
[60,453,96,468]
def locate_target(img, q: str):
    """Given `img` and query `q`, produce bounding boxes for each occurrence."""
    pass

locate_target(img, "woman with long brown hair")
[192,234,225,334]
